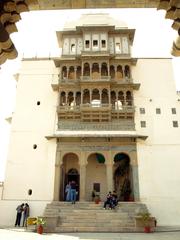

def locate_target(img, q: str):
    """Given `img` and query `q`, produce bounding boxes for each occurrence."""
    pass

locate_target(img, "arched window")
[110,65,115,79]
[83,89,90,104]
[68,66,75,79]
[92,89,100,101]
[76,66,81,79]
[101,62,108,76]
[111,91,116,107]
[124,65,130,79]
[102,89,108,104]
[116,65,123,79]
[62,66,67,79]
[126,91,132,106]
[84,63,90,76]
[67,92,74,106]
[118,91,125,105]
[60,91,66,106]
[76,92,81,106]
[92,63,99,79]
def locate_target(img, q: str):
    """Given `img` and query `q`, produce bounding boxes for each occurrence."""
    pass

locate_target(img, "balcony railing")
[80,75,111,82]
[57,104,135,112]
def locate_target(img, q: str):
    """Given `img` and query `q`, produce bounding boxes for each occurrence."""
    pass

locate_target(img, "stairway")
[43,201,148,232]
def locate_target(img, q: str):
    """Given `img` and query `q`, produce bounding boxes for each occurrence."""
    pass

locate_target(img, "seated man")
[103,191,112,209]
[110,190,118,209]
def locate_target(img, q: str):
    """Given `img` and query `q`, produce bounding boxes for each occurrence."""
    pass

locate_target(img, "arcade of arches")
[54,141,140,202]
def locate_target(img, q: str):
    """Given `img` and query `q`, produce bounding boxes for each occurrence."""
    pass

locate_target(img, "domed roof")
[63,13,128,30]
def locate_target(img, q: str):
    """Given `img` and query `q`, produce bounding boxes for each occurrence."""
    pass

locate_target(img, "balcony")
[81,50,110,57]
[57,103,135,122]
[80,75,111,82]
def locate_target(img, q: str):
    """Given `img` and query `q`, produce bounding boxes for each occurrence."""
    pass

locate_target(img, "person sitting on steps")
[103,191,112,209]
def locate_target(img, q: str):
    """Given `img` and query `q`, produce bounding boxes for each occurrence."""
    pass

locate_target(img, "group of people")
[15,203,30,227]
[65,180,78,204]
[103,191,118,209]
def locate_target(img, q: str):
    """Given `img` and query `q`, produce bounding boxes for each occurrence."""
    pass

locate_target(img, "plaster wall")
[133,59,180,225]
[3,60,58,201]
[0,200,50,227]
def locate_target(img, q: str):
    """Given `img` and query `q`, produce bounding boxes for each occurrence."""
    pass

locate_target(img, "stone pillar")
[107,62,110,76]
[67,66,69,79]
[100,90,102,104]
[108,89,111,104]
[81,89,83,104]
[90,63,92,79]
[79,152,86,201]
[53,151,61,201]
[105,151,113,192]
[74,66,77,80]
[65,92,68,105]
[99,63,101,78]
[106,163,113,192]
[90,89,92,104]
[131,164,140,201]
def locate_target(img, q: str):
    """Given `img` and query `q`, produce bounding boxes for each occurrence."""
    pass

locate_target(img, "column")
[81,90,83,104]
[67,66,69,79]
[107,61,110,76]
[100,89,102,104]
[99,63,101,79]
[90,63,92,79]
[74,66,77,80]
[108,89,111,105]
[79,152,86,201]
[90,89,92,104]
[53,151,61,201]
[65,92,68,105]
[106,163,113,192]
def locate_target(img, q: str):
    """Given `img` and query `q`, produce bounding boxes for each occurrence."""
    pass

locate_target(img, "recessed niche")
[33,144,37,149]
[28,189,32,195]
[37,101,40,105]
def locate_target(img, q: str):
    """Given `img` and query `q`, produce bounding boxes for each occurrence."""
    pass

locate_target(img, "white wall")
[134,59,180,225]
[3,60,58,201]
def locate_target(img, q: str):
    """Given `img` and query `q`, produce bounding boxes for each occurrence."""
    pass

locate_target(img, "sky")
[0,8,179,181]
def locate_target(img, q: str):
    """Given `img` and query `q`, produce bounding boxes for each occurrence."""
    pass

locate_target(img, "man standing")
[15,203,24,227]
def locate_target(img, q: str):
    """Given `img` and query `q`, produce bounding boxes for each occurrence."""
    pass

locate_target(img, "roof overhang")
[45,130,148,140]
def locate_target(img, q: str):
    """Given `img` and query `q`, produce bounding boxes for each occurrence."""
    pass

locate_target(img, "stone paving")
[1,228,180,240]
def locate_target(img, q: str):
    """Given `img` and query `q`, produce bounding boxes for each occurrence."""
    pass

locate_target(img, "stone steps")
[43,201,148,233]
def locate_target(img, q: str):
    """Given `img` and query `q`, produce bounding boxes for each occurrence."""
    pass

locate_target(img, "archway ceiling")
[0,0,179,66]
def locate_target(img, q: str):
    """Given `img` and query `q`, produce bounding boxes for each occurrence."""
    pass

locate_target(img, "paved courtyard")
[1,228,180,240]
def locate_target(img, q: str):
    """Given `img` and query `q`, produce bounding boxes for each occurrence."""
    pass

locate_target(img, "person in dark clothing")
[22,203,30,227]
[15,203,24,227]
[103,192,112,209]
[111,190,118,209]
[70,180,77,204]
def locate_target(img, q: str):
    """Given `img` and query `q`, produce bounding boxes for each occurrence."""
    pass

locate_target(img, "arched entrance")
[86,153,106,201]
[60,153,79,201]
[113,153,133,201]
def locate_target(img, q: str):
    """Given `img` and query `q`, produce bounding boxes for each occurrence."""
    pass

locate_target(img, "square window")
[171,108,176,114]
[140,121,146,128]
[101,40,106,48]
[116,42,121,51]
[173,121,178,128]
[156,108,161,114]
[140,108,145,114]
[93,40,98,46]
[85,40,90,48]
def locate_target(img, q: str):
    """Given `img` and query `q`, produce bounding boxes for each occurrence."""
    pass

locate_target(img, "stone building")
[0,14,180,227]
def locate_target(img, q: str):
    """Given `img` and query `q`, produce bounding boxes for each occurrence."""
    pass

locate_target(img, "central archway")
[86,153,106,201]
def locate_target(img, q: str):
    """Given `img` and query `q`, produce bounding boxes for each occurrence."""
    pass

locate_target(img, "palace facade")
[0,14,180,226]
